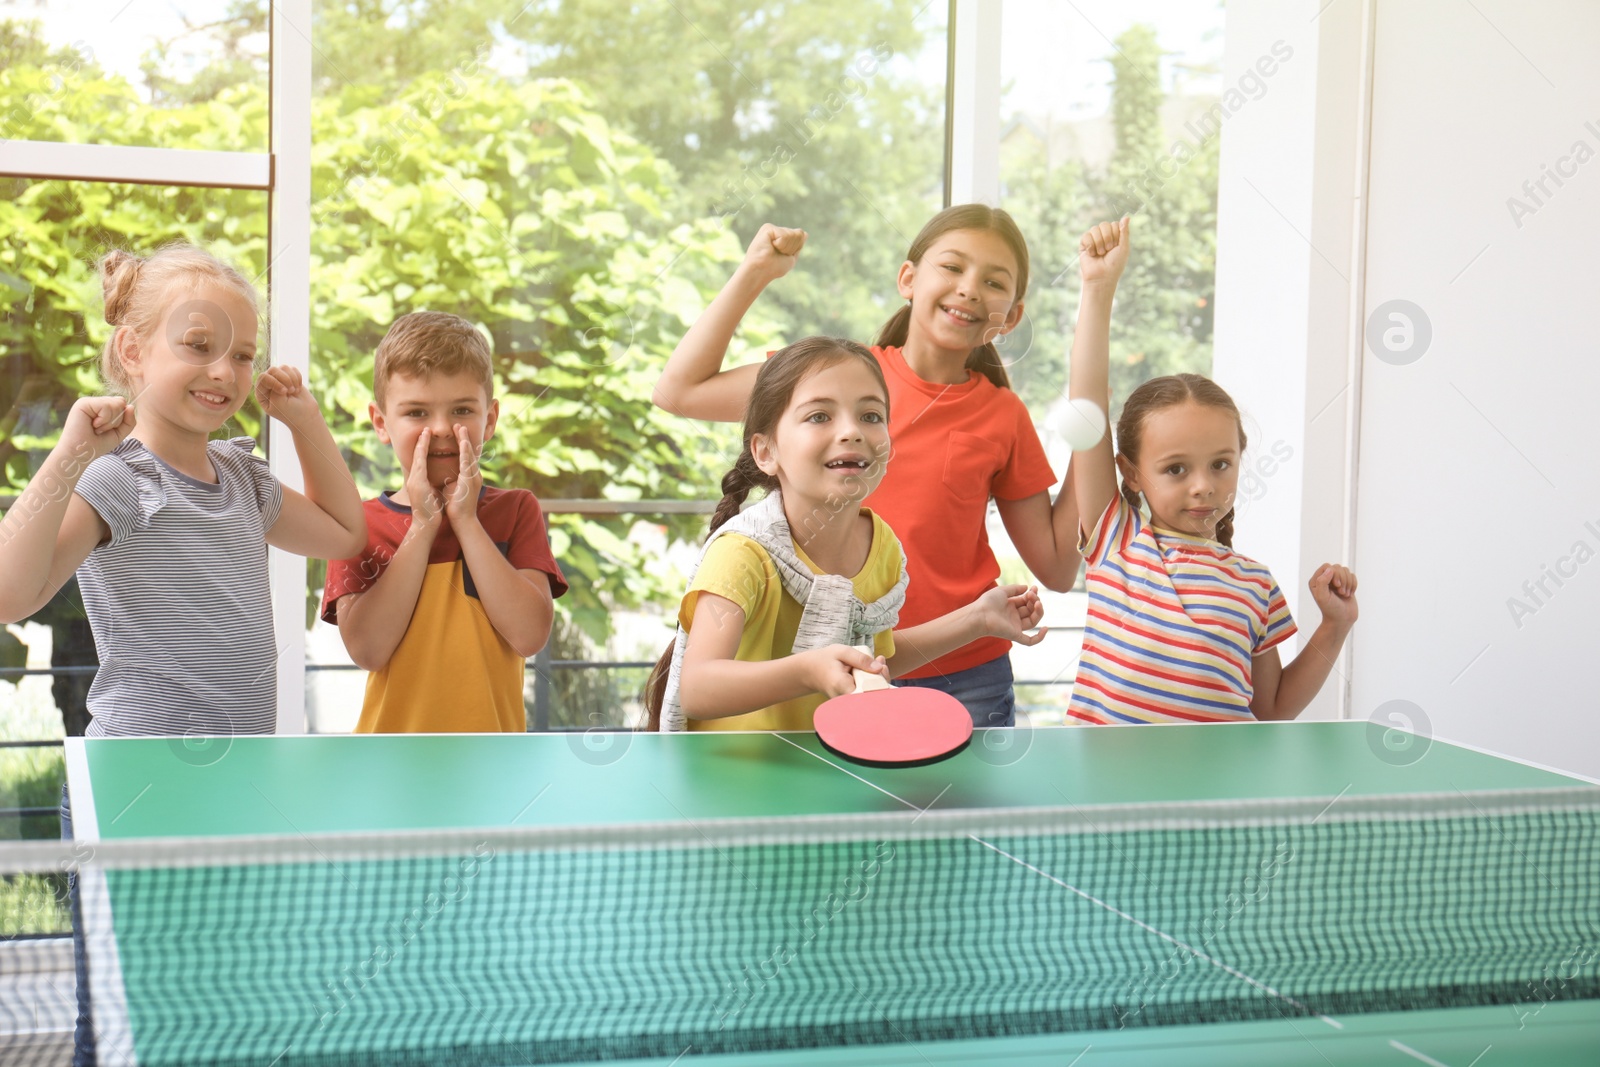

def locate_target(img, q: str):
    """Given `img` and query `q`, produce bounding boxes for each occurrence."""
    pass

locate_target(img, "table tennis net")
[2,788,1598,1066]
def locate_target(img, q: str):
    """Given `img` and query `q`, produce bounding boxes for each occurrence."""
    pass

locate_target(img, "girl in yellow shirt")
[645,337,1045,731]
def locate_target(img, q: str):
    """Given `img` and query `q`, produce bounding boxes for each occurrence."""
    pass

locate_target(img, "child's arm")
[1069,217,1131,541]
[442,427,554,659]
[257,366,367,560]
[650,224,805,422]
[1250,565,1359,720]
[996,459,1083,591]
[678,592,887,718]
[886,584,1046,677]
[334,431,446,671]
[0,398,129,622]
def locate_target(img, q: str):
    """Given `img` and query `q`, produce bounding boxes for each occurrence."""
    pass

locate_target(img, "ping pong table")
[60,721,1600,1066]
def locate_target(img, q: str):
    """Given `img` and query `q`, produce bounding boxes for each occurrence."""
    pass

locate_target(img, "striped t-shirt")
[72,437,283,737]
[1068,496,1296,725]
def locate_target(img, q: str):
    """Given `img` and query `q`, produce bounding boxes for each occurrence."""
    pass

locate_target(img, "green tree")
[150,1,946,343]
[2,25,763,743]
[1095,24,1217,408]
[506,0,945,341]
[997,149,1091,411]
[1000,23,1217,414]
[307,70,757,639]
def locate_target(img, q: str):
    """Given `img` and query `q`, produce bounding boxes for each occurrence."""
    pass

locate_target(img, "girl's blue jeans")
[892,653,1017,728]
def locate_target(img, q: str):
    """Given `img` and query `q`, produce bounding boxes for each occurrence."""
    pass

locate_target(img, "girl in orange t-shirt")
[653,205,1077,727]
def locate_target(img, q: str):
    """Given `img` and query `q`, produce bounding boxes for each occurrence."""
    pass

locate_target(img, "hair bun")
[98,249,144,326]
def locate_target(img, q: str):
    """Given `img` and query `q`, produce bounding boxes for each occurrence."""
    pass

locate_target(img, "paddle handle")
[852,643,891,693]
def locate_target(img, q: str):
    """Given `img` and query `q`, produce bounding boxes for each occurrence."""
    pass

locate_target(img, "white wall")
[1217,0,1600,776]
[1352,0,1600,777]
[1213,0,1366,721]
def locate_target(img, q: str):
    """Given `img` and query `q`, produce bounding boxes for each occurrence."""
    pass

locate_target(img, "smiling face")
[896,227,1025,356]
[371,370,498,489]
[1117,401,1243,540]
[751,358,890,513]
[119,282,259,433]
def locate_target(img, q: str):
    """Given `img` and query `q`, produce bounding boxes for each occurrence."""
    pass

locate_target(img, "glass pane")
[0,179,269,749]
[997,1,1227,719]
[304,2,949,728]
[0,3,268,152]
[0,618,71,931]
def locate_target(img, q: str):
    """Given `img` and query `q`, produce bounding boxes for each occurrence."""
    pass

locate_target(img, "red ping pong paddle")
[814,647,973,767]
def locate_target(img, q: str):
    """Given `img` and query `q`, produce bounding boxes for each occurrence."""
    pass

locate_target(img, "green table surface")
[70,721,1587,841]
[63,724,1600,1066]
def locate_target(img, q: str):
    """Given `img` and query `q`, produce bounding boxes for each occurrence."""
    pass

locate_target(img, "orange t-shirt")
[865,345,1057,677]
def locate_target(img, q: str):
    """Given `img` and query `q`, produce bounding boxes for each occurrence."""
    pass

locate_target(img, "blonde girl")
[0,243,364,1064]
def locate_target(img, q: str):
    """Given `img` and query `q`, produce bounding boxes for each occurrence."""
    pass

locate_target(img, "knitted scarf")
[658,490,908,731]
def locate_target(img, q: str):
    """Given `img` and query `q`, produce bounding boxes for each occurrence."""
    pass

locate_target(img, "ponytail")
[708,451,775,535]
[1213,508,1236,550]
[641,645,670,732]
[965,342,1011,391]
[1119,481,1143,518]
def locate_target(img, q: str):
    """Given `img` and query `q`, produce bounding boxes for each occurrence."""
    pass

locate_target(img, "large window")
[301,1,949,731]
[8,3,1182,744]
[4,3,951,745]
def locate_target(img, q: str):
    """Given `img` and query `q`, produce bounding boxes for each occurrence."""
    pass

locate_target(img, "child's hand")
[803,644,889,698]
[403,428,447,534]
[255,365,323,428]
[61,396,137,461]
[1309,563,1359,631]
[971,584,1048,646]
[1079,216,1131,289]
[442,425,483,529]
[740,223,807,286]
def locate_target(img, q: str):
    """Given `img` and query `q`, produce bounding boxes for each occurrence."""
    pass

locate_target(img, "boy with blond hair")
[321,311,567,731]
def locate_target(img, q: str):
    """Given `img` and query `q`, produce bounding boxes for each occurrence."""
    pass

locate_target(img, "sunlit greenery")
[2,7,1216,738]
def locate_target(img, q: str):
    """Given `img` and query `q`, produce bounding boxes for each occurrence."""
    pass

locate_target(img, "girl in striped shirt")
[1066,218,1359,724]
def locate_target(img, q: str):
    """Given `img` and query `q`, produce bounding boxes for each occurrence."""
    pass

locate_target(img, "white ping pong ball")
[1056,397,1107,451]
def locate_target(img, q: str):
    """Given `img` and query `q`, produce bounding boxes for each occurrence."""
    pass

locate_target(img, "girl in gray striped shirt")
[0,242,368,736]
[0,244,368,1066]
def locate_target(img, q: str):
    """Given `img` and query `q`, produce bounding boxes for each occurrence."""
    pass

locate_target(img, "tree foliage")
[1001,23,1217,413]
[1,21,761,648]
[305,70,760,637]
[132,0,947,341]
[1,11,1219,733]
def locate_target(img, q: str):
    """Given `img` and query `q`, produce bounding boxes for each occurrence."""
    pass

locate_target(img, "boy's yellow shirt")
[321,487,567,732]
[678,509,901,732]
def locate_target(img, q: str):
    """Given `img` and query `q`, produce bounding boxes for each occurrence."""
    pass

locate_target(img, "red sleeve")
[991,391,1057,501]
[508,493,569,600]
[320,500,400,625]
